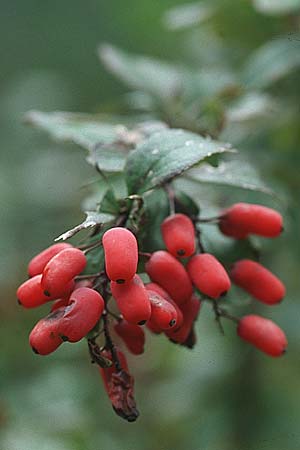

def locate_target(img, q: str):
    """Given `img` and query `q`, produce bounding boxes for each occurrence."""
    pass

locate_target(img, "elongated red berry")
[58,288,104,342]
[17,274,74,308]
[161,213,195,257]
[28,243,72,277]
[29,309,64,355]
[147,290,178,330]
[114,320,145,355]
[187,254,231,299]
[230,259,285,304]
[219,203,283,238]
[145,251,193,305]
[41,248,86,297]
[111,275,151,325]
[166,295,201,344]
[99,348,139,422]
[103,227,138,283]
[145,283,183,329]
[237,315,287,357]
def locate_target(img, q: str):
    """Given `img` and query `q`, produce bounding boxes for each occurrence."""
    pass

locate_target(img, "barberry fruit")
[219,203,283,239]
[187,253,231,299]
[166,295,201,344]
[17,274,74,308]
[230,259,285,304]
[161,213,195,257]
[58,287,104,342]
[145,251,193,305]
[145,283,183,329]
[111,275,151,325]
[114,319,145,355]
[147,290,178,330]
[103,227,138,283]
[237,315,287,357]
[29,309,64,355]
[28,243,72,277]
[41,248,86,297]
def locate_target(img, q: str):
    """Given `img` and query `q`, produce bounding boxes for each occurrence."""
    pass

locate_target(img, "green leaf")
[55,211,115,241]
[99,189,121,215]
[184,158,275,196]
[140,189,170,252]
[242,36,300,88]
[163,2,216,30]
[24,110,127,172]
[125,128,233,194]
[98,44,182,100]
[253,0,300,15]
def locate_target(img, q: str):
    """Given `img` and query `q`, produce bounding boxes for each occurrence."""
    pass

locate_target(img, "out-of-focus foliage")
[1,0,300,449]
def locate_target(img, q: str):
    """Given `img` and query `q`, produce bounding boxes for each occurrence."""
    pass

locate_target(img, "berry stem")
[164,184,176,215]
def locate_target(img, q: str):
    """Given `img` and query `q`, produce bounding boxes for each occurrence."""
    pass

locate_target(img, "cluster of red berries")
[17,202,287,421]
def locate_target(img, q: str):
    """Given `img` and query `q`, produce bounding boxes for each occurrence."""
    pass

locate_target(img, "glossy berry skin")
[17,275,74,308]
[161,213,195,257]
[145,251,193,305]
[28,243,72,277]
[219,203,283,239]
[237,315,287,357]
[111,275,151,325]
[114,320,145,355]
[147,290,178,330]
[103,227,138,283]
[145,283,183,329]
[41,248,87,297]
[230,259,285,304]
[187,254,231,299]
[166,295,201,344]
[29,309,64,355]
[58,288,104,342]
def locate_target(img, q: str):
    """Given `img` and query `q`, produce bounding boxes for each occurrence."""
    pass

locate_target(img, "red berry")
[230,259,285,304]
[28,243,72,277]
[41,248,87,297]
[219,203,283,238]
[187,253,231,299]
[29,309,64,355]
[111,275,151,325]
[237,315,287,357]
[161,213,195,257]
[147,290,178,330]
[103,227,138,283]
[58,288,104,342]
[145,283,183,329]
[114,320,145,355]
[17,274,74,308]
[145,251,193,305]
[166,295,201,344]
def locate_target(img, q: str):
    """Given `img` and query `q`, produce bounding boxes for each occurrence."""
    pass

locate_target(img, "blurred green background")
[1,1,300,449]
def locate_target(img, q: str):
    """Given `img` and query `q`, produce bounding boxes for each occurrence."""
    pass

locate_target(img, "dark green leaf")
[174,191,200,217]
[242,36,300,88]
[99,189,121,215]
[55,211,115,241]
[140,189,170,252]
[125,128,233,194]
[184,158,275,196]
